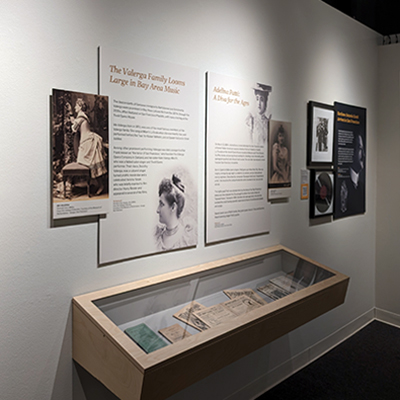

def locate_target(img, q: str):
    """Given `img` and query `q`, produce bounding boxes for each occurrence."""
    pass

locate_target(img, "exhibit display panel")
[72,245,349,400]
[205,72,272,244]
[98,47,199,264]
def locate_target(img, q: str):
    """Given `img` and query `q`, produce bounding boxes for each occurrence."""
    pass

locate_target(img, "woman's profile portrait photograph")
[52,89,109,202]
[154,168,197,252]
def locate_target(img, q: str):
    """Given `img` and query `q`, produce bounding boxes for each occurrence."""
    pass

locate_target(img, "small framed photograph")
[310,170,334,218]
[307,101,335,167]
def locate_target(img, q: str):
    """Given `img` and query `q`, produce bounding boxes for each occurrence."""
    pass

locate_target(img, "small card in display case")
[159,324,192,344]
[124,323,168,353]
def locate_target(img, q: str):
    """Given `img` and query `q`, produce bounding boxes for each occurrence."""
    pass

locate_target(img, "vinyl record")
[315,172,332,213]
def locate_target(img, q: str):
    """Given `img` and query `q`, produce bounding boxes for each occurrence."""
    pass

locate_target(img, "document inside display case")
[94,249,334,353]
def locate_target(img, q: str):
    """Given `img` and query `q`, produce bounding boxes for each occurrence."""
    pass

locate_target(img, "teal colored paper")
[124,323,168,353]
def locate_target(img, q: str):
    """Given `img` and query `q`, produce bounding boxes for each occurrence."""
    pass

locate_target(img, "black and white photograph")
[310,169,334,218]
[268,120,291,199]
[307,101,335,167]
[154,171,197,251]
[52,89,109,218]
[246,83,272,145]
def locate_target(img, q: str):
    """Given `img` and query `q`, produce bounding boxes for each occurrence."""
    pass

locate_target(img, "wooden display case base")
[73,245,349,400]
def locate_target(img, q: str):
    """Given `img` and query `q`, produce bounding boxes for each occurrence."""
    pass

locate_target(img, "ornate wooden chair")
[62,162,90,198]
[62,132,91,198]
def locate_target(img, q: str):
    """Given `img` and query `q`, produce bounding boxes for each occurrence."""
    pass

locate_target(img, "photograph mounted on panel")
[52,88,109,219]
[310,170,334,218]
[268,120,291,199]
[247,83,272,145]
[154,171,197,252]
[307,101,335,167]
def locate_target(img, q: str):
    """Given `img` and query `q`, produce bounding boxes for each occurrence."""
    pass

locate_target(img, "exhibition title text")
[212,86,249,107]
[337,111,360,125]
[109,65,185,94]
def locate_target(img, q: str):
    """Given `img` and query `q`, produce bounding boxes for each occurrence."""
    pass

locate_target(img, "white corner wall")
[0,1,379,399]
[376,43,400,322]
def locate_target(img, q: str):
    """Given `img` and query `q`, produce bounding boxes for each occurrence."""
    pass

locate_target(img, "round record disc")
[315,172,332,213]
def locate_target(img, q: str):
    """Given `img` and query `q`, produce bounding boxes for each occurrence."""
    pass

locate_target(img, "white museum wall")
[0,1,379,400]
[376,43,400,323]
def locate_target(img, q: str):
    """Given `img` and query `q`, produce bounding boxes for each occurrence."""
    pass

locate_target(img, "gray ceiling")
[322,0,400,36]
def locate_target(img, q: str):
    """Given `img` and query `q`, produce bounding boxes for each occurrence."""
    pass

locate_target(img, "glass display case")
[73,245,349,400]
